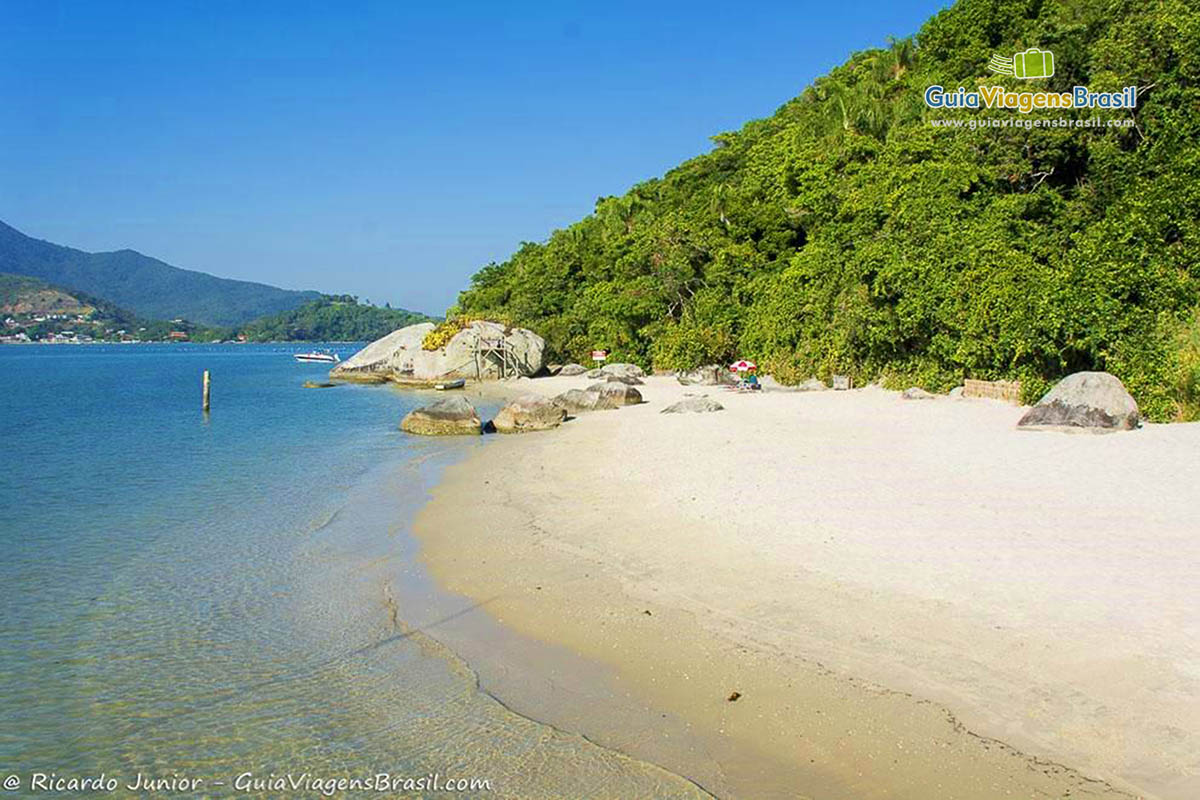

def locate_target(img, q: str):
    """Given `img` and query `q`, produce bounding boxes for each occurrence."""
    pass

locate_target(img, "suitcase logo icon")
[989,48,1055,80]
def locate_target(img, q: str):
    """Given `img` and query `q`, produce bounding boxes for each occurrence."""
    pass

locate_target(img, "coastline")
[298,434,715,798]
[413,375,1200,800]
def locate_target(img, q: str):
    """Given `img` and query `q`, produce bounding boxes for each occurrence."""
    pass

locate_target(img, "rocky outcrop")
[330,321,545,385]
[602,374,644,385]
[587,381,643,409]
[661,396,724,414]
[493,394,567,433]
[302,380,337,389]
[558,363,588,376]
[676,365,737,386]
[901,387,936,400]
[399,397,482,436]
[1017,372,1140,432]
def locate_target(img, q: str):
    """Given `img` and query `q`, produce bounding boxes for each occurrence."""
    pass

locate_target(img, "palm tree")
[884,36,916,81]
[709,184,732,228]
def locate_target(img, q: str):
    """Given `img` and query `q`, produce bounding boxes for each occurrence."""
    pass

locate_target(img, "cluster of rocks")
[551,363,648,411]
[552,381,644,412]
[398,362,650,436]
[387,340,1143,436]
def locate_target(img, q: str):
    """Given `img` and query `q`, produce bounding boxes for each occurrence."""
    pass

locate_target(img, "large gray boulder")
[901,387,936,400]
[587,381,643,409]
[661,396,724,414]
[552,388,600,413]
[331,321,545,385]
[603,374,644,385]
[558,363,588,376]
[400,396,482,436]
[1017,372,1140,432]
[493,394,567,433]
[676,365,737,386]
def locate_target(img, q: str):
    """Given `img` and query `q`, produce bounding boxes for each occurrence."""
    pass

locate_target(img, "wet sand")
[413,375,1200,799]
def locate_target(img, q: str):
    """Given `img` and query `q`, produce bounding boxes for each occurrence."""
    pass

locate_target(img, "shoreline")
[302,416,716,798]
[413,374,1200,799]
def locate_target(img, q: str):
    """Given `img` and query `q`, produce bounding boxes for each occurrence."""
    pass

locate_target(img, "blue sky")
[1,0,946,314]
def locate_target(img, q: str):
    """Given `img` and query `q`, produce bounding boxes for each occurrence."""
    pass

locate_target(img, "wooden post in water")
[202,370,211,412]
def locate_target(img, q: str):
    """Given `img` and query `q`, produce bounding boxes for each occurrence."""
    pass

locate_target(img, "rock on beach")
[1017,371,1140,432]
[400,396,482,436]
[661,396,725,414]
[493,394,568,433]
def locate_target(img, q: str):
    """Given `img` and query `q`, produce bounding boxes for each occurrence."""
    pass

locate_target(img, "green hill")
[0,220,320,327]
[0,273,88,316]
[1,273,140,322]
[239,295,433,341]
[453,0,1200,420]
[0,272,175,341]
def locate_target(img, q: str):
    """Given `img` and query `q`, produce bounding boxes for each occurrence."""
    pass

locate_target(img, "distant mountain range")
[0,220,320,326]
[1,272,432,344]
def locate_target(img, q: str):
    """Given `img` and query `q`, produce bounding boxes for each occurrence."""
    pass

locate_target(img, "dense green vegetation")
[0,220,320,326]
[239,295,432,342]
[454,0,1200,420]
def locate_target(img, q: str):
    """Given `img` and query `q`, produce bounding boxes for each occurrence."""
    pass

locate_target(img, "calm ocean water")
[0,344,704,799]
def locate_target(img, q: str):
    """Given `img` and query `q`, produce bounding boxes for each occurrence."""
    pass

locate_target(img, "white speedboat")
[293,350,340,364]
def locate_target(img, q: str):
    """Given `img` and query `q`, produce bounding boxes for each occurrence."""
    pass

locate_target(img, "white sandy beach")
[415,375,1200,799]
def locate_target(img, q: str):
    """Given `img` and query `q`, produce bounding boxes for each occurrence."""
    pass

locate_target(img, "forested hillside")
[0,220,320,327]
[239,295,432,342]
[454,0,1200,420]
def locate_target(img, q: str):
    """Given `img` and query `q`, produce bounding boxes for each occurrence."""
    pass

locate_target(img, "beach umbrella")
[729,359,757,372]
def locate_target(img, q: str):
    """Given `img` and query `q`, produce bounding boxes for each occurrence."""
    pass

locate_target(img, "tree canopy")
[453,0,1200,420]
[239,295,432,342]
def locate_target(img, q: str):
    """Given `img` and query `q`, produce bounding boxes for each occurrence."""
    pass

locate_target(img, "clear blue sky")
[1,0,946,315]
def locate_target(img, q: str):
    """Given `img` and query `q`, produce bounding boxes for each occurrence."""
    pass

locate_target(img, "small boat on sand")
[294,350,340,364]
[435,378,466,390]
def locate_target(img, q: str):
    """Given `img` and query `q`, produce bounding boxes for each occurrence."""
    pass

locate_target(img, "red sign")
[591,349,609,362]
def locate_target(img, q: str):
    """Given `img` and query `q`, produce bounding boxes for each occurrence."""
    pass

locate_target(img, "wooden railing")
[963,379,1021,403]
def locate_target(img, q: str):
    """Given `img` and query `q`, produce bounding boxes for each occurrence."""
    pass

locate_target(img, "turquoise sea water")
[0,344,705,799]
